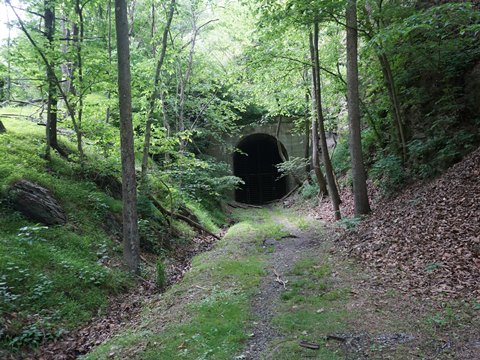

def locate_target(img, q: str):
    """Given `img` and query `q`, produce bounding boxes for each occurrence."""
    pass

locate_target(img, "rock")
[0,120,6,133]
[10,180,67,225]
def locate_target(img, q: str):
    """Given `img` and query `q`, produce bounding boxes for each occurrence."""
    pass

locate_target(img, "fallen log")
[150,196,221,240]
[227,201,262,209]
[9,180,67,225]
[299,340,320,350]
[281,184,300,201]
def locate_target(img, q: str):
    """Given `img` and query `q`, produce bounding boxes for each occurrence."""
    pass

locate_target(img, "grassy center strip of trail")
[84,208,287,359]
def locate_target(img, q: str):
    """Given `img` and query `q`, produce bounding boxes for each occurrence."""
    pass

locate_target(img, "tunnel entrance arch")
[233,133,288,204]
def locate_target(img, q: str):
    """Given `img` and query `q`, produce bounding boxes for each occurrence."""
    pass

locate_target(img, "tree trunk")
[74,0,85,165]
[378,53,407,161]
[6,8,12,101]
[0,121,6,133]
[304,91,311,176]
[44,0,58,157]
[362,4,406,161]
[141,0,176,181]
[106,0,112,123]
[310,107,328,196]
[346,0,371,216]
[8,1,81,158]
[310,22,341,220]
[115,0,140,273]
[276,117,302,186]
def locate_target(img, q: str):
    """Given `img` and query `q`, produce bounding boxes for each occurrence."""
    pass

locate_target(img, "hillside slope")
[0,117,133,354]
[341,147,480,300]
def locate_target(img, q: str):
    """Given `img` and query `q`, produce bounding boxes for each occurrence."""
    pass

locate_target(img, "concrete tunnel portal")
[233,133,288,205]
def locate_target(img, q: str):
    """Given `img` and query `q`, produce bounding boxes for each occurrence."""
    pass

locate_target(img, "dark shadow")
[233,133,288,204]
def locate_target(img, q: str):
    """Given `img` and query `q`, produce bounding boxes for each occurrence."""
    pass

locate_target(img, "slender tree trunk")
[6,5,11,101]
[141,0,176,180]
[178,21,197,150]
[45,0,58,158]
[9,1,81,158]
[346,0,370,215]
[74,0,85,165]
[310,23,341,220]
[60,18,73,96]
[106,0,112,123]
[362,4,406,161]
[151,1,156,56]
[310,103,328,196]
[378,53,406,161]
[304,92,311,176]
[115,0,140,273]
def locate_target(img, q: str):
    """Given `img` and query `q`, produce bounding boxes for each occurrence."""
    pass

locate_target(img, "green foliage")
[369,155,406,195]
[0,117,132,349]
[300,181,319,199]
[155,259,167,289]
[163,155,243,205]
[276,156,309,182]
[331,137,351,176]
[86,208,267,360]
[408,129,476,179]
[337,216,363,231]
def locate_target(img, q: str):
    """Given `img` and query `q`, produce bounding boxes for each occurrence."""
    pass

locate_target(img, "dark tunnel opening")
[233,133,288,204]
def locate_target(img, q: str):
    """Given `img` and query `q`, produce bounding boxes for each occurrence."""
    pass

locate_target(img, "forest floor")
[75,205,478,360]
[12,143,480,359]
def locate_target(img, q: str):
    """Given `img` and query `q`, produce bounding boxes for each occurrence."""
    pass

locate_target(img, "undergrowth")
[85,208,291,359]
[0,115,227,352]
[0,117,133,350]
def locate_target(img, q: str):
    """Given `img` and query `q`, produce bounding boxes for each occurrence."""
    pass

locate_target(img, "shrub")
[300,181,319,199]
[156,259,167,289]
[370,155,406,195]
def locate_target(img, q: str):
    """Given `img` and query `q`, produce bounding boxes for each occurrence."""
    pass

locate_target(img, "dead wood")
[227,201,262,209]
[150,196,221,240]
[299,340,320,349]
[273,268,288,290]
[326,334,347,342]
[280,185,300,201]
[9,180,67,225]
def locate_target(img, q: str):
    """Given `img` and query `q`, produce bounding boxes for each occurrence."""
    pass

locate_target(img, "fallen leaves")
[335,147,480,301]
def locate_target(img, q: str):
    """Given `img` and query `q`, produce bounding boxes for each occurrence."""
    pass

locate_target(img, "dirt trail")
[240,213,321,359]
[238,209,480,360]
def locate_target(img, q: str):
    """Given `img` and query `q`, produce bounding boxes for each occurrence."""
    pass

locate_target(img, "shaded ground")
[2,113,478,360]
[240,214,319,359]
[238,210,479,359]
[338,147,480,301]
[20,234,220,360]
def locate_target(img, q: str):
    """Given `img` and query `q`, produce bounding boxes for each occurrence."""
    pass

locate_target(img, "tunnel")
[233,133,288,204]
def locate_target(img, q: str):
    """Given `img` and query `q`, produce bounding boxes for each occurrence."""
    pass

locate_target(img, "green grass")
[0,116,132,349]
[228,208,291,245]
[84,208,286,359]
[184,200,220,234]
[267,255,351,359]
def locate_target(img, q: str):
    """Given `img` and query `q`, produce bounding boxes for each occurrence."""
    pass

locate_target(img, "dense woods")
[0,0,479,357]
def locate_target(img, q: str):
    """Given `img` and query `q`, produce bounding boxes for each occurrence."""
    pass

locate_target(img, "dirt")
[238,214,320,359]
[237,209,479,359]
